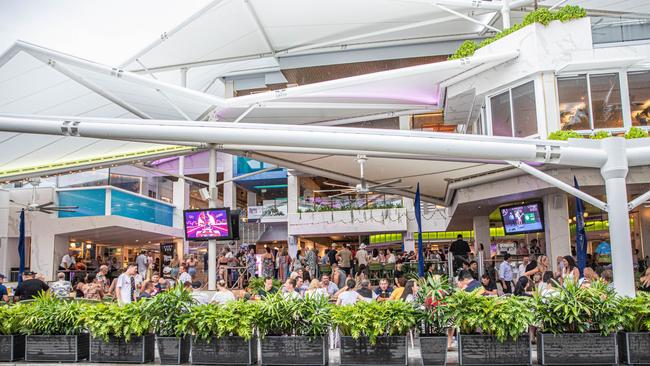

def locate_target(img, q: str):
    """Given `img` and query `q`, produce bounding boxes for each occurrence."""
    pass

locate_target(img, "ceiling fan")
[313,155,413,198]
[9,178,79,214]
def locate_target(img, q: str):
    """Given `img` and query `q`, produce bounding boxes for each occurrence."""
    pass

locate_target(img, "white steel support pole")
[502,0,511,29]
[208,146,218,290]
[601,137,636,297]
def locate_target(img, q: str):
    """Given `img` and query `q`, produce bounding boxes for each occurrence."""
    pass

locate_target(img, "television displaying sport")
[499,202,544,235]
[183,208,232,241]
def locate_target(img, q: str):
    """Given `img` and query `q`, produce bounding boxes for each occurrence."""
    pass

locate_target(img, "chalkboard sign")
[260,336,328,365]
[618,332,650,365]
[191,336,257,365]
[340,336,407,366]
[459,334,531,366]
[0,335,24,362]
[538,333,617,365]
[89,335,154,363]
[157,337,190,365]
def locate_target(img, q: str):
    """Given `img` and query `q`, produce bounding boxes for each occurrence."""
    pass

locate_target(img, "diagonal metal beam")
[234,104,258,123]
[628,190,650,211]
[243,0,275,54]
[432,3,502,32]
[507,160,608,211]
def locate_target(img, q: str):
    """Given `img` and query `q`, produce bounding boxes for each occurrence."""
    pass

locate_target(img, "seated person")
[480,274,498,296]
[458,270,484,294]
[373,278,393,301]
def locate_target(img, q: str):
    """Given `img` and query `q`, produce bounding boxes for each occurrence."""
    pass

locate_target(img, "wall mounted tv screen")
[499,202,544,235]
[183,208,232,241]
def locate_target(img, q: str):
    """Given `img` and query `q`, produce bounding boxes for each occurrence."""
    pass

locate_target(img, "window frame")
[486,78,540,138]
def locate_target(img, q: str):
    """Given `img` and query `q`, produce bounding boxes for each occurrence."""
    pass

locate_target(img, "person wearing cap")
[0,274,8,303]
[14,271,49,301]
[356,243,369,270]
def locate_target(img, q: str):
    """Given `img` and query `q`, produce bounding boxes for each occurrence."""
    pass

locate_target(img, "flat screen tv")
[183,208,232,241]
[499,202,544,235]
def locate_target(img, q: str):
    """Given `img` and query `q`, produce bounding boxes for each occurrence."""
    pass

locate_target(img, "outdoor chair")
[368,263,383,284]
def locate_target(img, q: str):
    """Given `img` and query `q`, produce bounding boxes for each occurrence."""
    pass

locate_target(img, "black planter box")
[340,336,407,366]
[25,334,89,362]
[0,334,25,361]
[260,335,328,365]
[420,335,448,366]
[458,334,531,365]
[191,336,258,365]
[157,336,191,364]
[537,333,617,365]
[90,334,155,363]
[618,332,650,365]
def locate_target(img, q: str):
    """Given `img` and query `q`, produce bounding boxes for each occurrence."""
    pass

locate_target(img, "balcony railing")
[299,194,403,213]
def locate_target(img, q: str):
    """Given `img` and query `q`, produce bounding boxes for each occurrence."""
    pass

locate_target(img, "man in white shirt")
[136,251,148,277]
[178,266,192,285]
[115,264,138,306]
[320,274,339,296]
[498,254,514,294]
[282,279,301,300]
[356,243,369,268]
[59,251,76,270]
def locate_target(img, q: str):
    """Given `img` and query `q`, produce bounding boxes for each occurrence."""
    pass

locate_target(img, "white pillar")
[473,215,491,260]
[287,170,300,214]
[208,147,218,290]
[543,192,571,273]
[247,190,257,207]
[501,0,511,29]
[223,154,237,209]
[601,137,635,297]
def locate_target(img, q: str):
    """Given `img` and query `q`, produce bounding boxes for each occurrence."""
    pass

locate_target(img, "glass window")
[57,169,109,188]
[558,76,591,130]
[511,81,538,137]
[629,71,650,126]
[590,73,623,129]
[490,90,513,137]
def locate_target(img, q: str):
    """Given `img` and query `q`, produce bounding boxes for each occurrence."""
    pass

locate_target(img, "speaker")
[199,188,210,201]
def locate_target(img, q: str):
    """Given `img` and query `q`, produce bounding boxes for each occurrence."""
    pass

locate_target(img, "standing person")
[524,255,548,278]
[449,234,471,272]
[386,248,397,264]
[516,241,529,256]
[115,264,138,306]
[96,265,110,290]
[356,243,369,273]
[262,247,275,278]
[146,252,155,279]
[211,279,236,304]
[14,271,49,301]
[305,247,318,279]
[0,274,8,303]
[278,249,288,282]
[529,239,542,255]
[499,254,514,294]
[327,244,338,265]
[170,255,180,279]
[50,272,73,299]
[136,251,148,278]
[246,248,257,278]
[178,266,192,285]
[292,250,305,273]
[336,279,363,305]
[331,263,347,290]
[374,278,393,301]
[338,245,352,275]
[517,256,529,280]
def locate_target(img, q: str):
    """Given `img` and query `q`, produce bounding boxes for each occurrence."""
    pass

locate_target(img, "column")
[223,154,237,209]
[473,216,491,260]
[287,170,300,214]
[208,147,218,290]
[543,192,571,273]
[601,137,635,297]
[639,206,650,259]
[247,190,257,207]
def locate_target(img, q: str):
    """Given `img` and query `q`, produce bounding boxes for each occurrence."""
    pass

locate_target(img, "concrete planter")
[191,336,258,365]
[0,334,25,362]
[537,333,617,365]
[458,334,531,365]
[157,336,191,364]
[420,335,448,366]
[25,334,89,362]
[260,336,328,365]
[89,334,155,363]
[340,336,407,366]
[618,332,650,365]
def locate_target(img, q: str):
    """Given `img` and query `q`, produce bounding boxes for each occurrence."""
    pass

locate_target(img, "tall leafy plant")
[619,292,650,332]
[248,277,281,293]
[0,304,26,335]
[144,284,194,337]
[256,293,332,338]
[416,275,453,335]
[21,292,87,335]
[447,290,534,342]
[332,300,419,345]
[533,280,623,335]
[81,301,151,342]
[181,300,259,341]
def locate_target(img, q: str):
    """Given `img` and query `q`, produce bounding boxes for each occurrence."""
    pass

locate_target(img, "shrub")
[21,292,87,335]
[332,300,419,345]
[256,293,332,338]
[181,300,259,341]
[591,130,612,139]
[416,275,453,335]
[447,290,534,342]
[81,300,151,342]
[533,280,623,335]
[625,126,649,139]
[548,130,582,140]
[144,284,194,337]
[449,40,478,60]
[248,277,281,293]
[619,292,650,332]
[0,304,25,335]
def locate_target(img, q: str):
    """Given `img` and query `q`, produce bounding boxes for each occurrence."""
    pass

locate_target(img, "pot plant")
[182,300,259,365]
[256,293,332,366]
[416,275,453,366]
[145,284,194,364]
[332,299,418,366]
[0,303,26,361]
[21,292,90,362]
[448,289,533,365]
[82,300,154,363]
[533,280,623,365]
[617,292,650,364]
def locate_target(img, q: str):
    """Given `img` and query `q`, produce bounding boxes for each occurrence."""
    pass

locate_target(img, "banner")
[574,176,587,277]
[18,209,25,285]
[414,183,425,277]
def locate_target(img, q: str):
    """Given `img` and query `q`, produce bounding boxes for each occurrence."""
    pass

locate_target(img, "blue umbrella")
[18,209,25,285]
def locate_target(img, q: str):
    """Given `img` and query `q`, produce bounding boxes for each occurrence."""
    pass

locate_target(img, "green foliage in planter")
[248,277,282,293]
[450,6,586,59]
[447,290,533,342]
[144,284,194,337]
[332,300,419,345]
[256,293,332,338]
[591,130,612,139]
[81,300,151,342]
[0,304,26,335]
[416,275,453,335]
[21,292,87,335]
[181,300,259,341]
[619,292,650,332]
[625,126,649,139]
[533,280,623,335]
[548,130,582,140]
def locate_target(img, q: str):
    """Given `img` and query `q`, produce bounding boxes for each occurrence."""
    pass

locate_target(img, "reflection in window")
[558,76,590,130]
[590,73,623,129]
[511,81,538,137]
[629,71,650,127]
[490,91,512,137]
[57,169,109,188]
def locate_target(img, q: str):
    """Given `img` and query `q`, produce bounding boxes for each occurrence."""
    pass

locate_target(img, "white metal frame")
[485,77,540,138]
